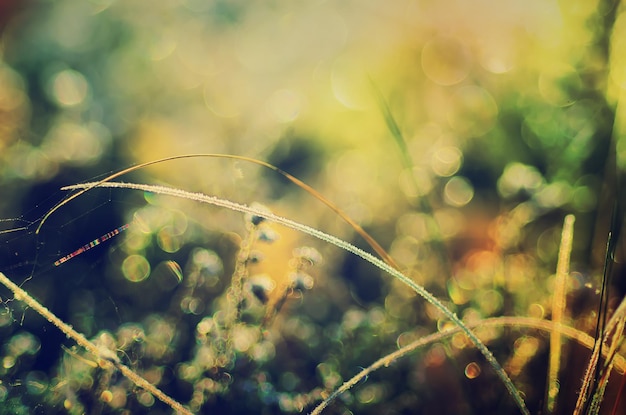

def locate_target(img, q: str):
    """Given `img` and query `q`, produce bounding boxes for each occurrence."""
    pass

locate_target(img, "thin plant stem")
[575,293,626,414]
[588,319,625,414]
[310,316,626,415]
[64,181,530,415]
[369,80,450,276]
[0,272,192,415]
[546,214,575,413]
[574,216,625,415]
[36,154,399,269]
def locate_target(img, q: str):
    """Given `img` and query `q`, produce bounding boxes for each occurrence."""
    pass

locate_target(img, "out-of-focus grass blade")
[575,200,623,414]
[546,214,575,413]
[35,153,399,270]
[369,78,414,175]
[369,79,451,276]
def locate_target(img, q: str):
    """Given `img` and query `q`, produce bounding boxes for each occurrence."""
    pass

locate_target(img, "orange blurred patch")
[247,212,304,305]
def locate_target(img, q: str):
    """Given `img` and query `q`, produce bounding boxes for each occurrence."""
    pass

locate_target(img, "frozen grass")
[0,271,192,415]
[62,179,529,414]
[1,154,624,414]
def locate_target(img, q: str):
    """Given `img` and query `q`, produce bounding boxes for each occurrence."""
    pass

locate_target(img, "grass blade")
[546,214,575,413]
[36,154,399,270]
[369,81,451,276]
[64,180,531,415]
[575,200,623,415]
[0,272,192,415]
[312,316,626,415]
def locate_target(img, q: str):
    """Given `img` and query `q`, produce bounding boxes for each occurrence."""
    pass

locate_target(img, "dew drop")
[464,362,481,379]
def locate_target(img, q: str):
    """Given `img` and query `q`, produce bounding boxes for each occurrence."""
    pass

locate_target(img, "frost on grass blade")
[63,181,531,415]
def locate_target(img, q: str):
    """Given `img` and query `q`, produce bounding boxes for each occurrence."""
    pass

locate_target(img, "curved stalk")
[64,181,530,415]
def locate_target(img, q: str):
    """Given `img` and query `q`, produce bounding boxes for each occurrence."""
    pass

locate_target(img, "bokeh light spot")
[398,166,434,198]
[157,226,182,253]
[434,208,464,239]
[448,86,498,137]
[42,121,108,163]
[7,331,40,356]
[571,185,596,212]
[0,66,27,112]
[192,248,224,275]
[203,80,242,118]
[514,336,540,358]
[477,289,503,316]
[231,325,259,353]
[0,385,7,402]
[166,260,183,283]
[444,176,474,207]
[497,162,544,198]
[479,42,515,74]
[0,307,13,327]
[2,356,15,369]
[149,36,177,61]
[396,212,431,240]
[137,390,155,407]
[536,227,560,262]
[50,69,89,107]
[267,89,302,122]
[154,261,183,292]
[100,390,113,404]
[539,64,581,107]
[280,371,300,391]
[356,384,385,404]
[421,36,471,86]
[25,371,48,395]
[425,343,447,367]
[431,146,463,177]
[447,278,470,305]
[535,181,572,208]
[528,303,545,319]
[331,56,371,109]
[122,255,151,282]
[180,296,204,315]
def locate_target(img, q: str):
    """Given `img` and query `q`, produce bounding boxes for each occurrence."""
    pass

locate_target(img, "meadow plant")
[0,154,624,415]
[1,1,625,414]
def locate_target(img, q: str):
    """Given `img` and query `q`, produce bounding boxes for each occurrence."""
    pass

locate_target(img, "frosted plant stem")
[575,294,626,415]
[310,316,626,415]
[36,153,398,269]
[64,181,530,415]
[0,272,193,415]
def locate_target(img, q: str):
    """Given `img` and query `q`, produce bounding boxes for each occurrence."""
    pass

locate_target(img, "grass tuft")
[64,179,531,415]
[0,271,192,415]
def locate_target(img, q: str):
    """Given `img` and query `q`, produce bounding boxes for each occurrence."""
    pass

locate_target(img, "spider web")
[1,185,128,283]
